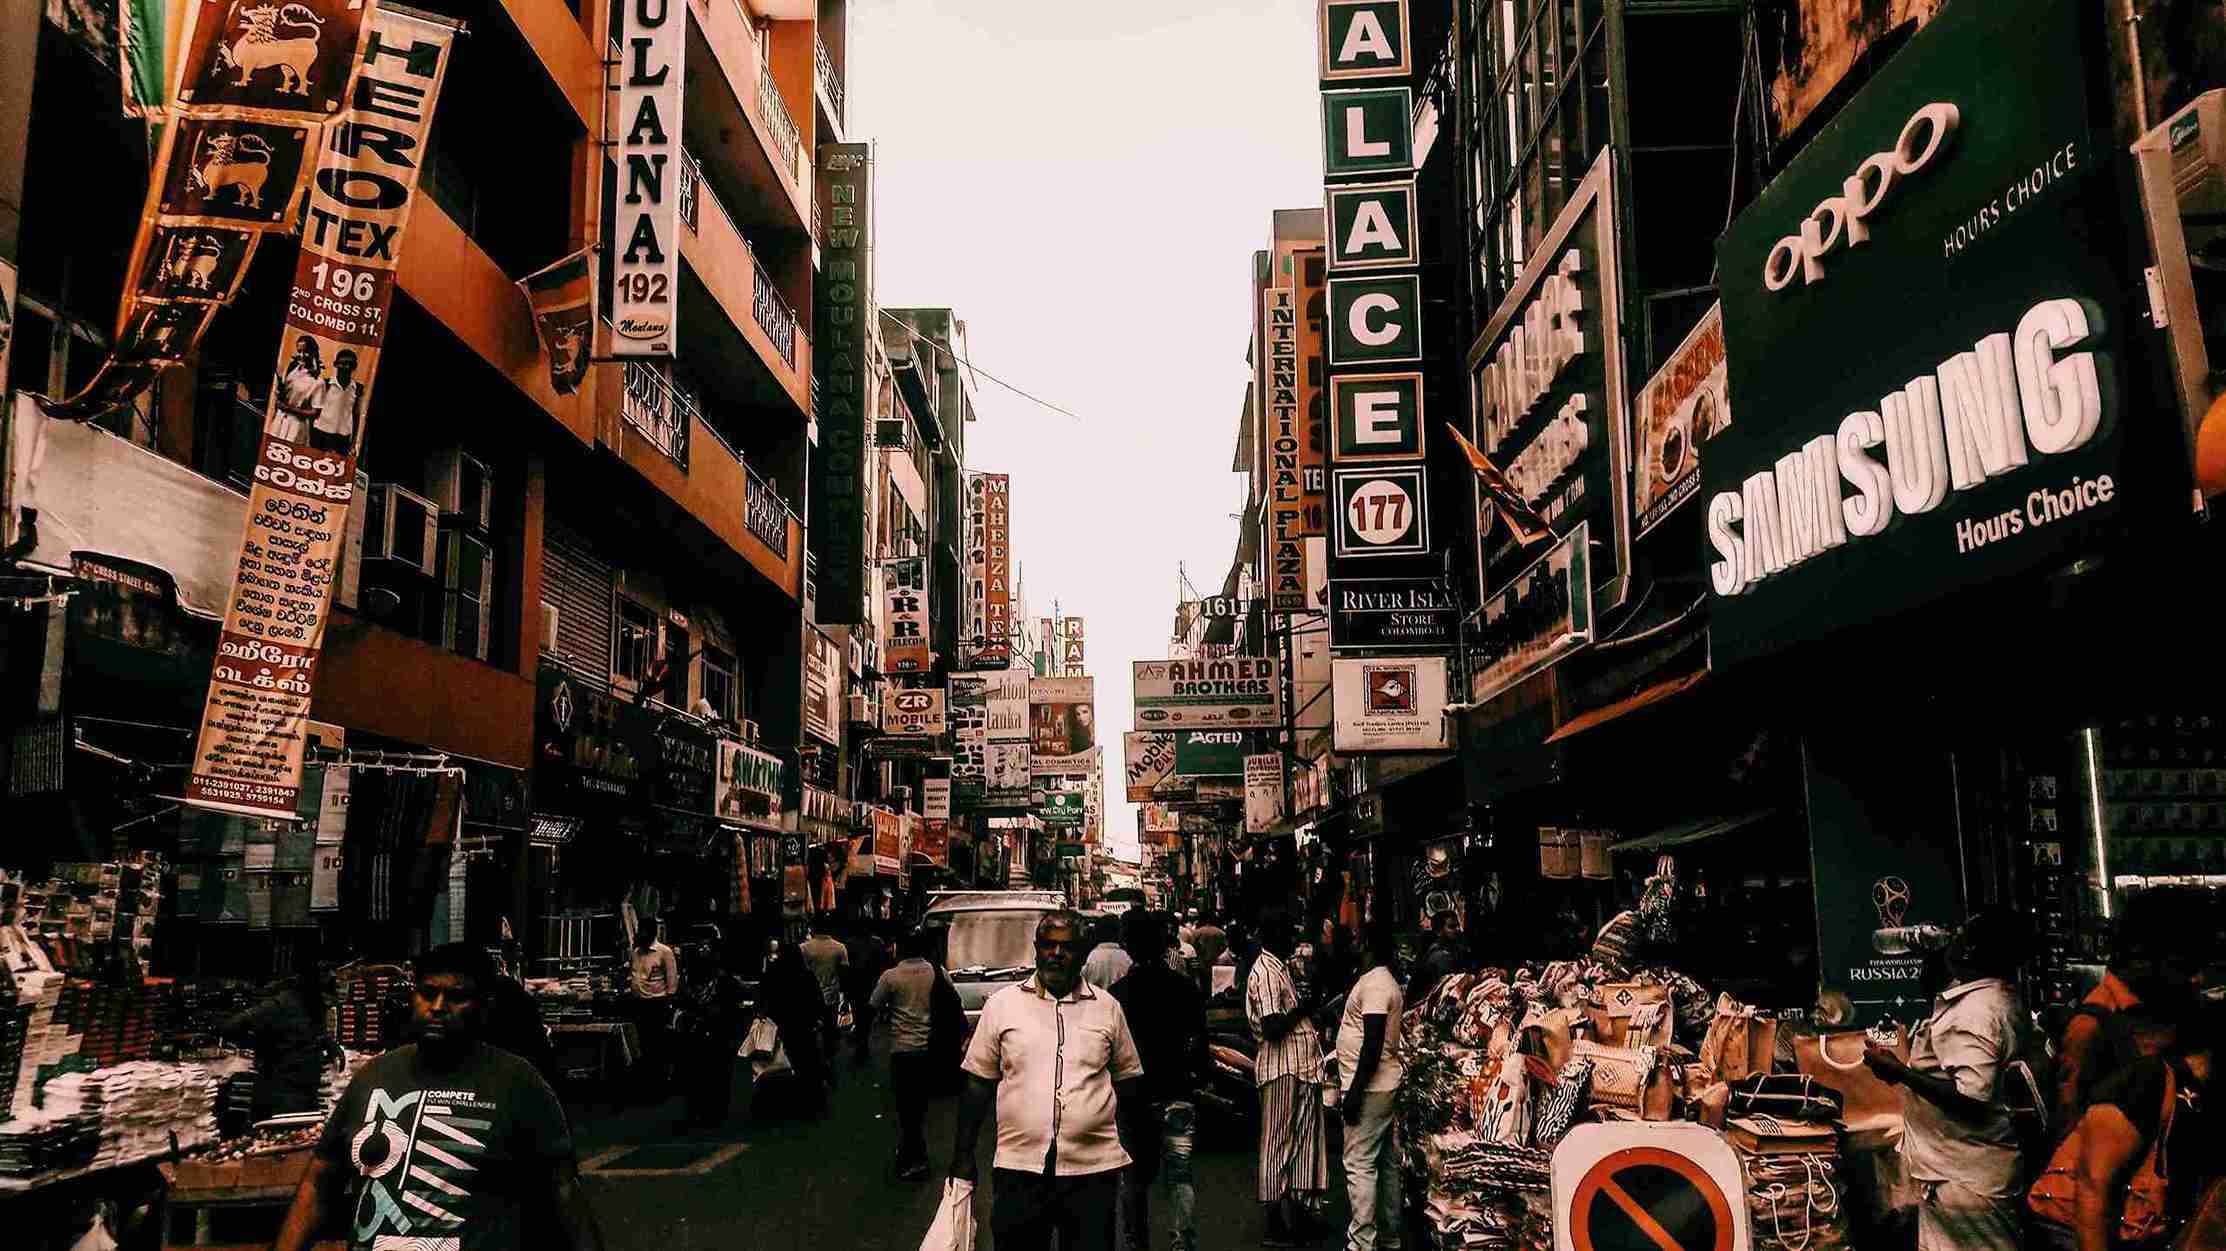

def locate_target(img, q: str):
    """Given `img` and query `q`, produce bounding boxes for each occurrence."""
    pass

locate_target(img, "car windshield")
[945,910,1045,975]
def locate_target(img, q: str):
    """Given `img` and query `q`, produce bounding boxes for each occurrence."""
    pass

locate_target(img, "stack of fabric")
[1738,1141,1851,1250]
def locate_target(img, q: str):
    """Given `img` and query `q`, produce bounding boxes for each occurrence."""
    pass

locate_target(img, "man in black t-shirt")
[274,945,607,1251]
[2078,1002,2221,1248]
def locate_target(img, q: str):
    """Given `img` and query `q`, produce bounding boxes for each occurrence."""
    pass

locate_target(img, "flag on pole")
[1446,422,1554,548]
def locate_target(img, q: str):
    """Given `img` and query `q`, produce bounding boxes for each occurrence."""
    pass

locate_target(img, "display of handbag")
[1699,994,1780,1084]
[1793,1029,1907,1130]
[1573,1040,1674,1121]
[2175,1177,2226,1251]
[2029,1064,2178,1244]
[1520,1004,1582,1075]
[1727,1072,1844,1123]
[1585,982,1674,1049]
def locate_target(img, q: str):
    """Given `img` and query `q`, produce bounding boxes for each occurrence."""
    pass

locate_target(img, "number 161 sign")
[1334,465,1429,558]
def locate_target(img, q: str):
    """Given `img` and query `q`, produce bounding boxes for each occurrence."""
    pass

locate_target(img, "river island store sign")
[1707,0,2147,668]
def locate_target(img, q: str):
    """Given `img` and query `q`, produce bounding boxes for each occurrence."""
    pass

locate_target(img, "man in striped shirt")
[1248,911,1328,1247]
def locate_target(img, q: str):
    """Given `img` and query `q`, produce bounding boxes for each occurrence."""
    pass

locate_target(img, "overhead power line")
[878,309,1083,422]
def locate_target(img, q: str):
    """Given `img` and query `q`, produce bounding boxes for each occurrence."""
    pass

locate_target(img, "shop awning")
[1610,809,1777,854]
[1544,670,1707,744]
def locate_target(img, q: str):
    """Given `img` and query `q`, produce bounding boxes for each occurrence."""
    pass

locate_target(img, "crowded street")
[9,0,2226,1248]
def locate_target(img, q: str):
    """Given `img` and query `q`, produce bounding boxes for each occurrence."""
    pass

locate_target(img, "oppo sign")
[1763,103,1960,292]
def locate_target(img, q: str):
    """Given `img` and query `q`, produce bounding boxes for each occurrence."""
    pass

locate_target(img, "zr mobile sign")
[882,687,946,737]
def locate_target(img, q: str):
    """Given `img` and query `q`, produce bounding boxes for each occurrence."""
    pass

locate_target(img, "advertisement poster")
[1245,753,1285,834]
[871,807,904,872]
[1029,676,1095,777]
[922,777,952,821]
[914,817,949,865]
[950,675,988,806]
[883,685,946,737]
[1143,803,1178,842]
[1805,731,1964,1030]
[809,143,871,623]
[183,7,457,818]
[1133,657,1281,729]
[1331,655,1452,752]
[715,739,784,829]
[518,249,596,396]
[1631,303,1727,538]
[1465,522,1591,706]
[883,555,931,673]
[965,473,1012,667]
[609,0,681,355]
[983,667,1032,807]
[1297,247,1327,535]
[802,629,840,744]
[48,0,377,418]
[1124,731,1175,803]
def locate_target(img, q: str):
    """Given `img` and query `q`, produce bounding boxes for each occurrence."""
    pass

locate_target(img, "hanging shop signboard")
[1144,802,1179,837]
[915,817,950,865]
[1042,790,1086,827]
[1334,465,1430,558]
[1632,303,1729,539]
[803,628,841,745]
[871,807,904,872]
[950,675,989,807]
[1707,0,2143,668]
[183,8,458,819]
[1332,372,1425,462]
[965,473,1013,667]
[1331,655,1452,752]
[1133,657,1282,729]
[1244,754,1285,834]
[810,143,872,625]
[1124,731,1176,804]
[1265,287,1309,610]
[1468,150,1633,612]
[922,777,952,821]
[883,555,931,673]
[647,717,715,816]
[1173,730,1249,778]
[1298,249,1329,536]
[1328,575,1457,651]
[534,664,647,810]
[1467,522,1593,705]
[609,0,683,355]
[1326,181,1419,271]
[1320,0,1410,80]
[1029,676,1095,778]
[883,686,946,738]
[715,738,784,829]
[1327,273,1424,367]
[984,667,1032,808]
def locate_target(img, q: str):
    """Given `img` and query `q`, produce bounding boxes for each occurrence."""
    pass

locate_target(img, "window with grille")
[700,645,738,723]
[615,597,657,686]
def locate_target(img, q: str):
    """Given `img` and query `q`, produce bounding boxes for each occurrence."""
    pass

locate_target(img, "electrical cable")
[877,309,1083,421]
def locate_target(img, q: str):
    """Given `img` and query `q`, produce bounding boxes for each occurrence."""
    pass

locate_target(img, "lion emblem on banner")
[213,1,325,95]
[189,132,273,208]
[159,233,228,293]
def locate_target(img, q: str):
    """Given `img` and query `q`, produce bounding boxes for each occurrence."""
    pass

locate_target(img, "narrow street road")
[569,1040,1325,1251]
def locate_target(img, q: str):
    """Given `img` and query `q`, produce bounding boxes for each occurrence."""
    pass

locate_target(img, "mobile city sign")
[1706,0,2149,668]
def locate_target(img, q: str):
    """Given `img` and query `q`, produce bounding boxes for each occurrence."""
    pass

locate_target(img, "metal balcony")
[620,359,694,469]
[757,63,803,183]
[682,149,799,368]
[815,33,844,126]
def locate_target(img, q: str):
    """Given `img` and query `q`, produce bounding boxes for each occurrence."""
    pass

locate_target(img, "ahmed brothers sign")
[1707,0,2153,667]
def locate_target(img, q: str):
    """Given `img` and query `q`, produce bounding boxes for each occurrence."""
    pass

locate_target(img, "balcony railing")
[756,63,803,184]
[620,359,694,468]
[681,148,799,369]
[815,34,844,125]
[744,462,792,558]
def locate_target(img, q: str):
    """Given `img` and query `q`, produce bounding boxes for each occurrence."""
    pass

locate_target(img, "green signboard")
[1327,181,1418,270]
[1172,731,1248,778]
[1043,791,1085,826]
[1707,0,2149,667]
[1332,372,1424,460]
[1321,88,1413,181]
[1327,274,1423,365]
[1057,842,1087,859]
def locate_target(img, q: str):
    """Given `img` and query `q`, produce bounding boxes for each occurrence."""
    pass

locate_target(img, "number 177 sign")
[1334,465,1429,558]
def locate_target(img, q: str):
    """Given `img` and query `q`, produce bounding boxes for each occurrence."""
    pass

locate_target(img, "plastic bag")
[918,1179,976,1251]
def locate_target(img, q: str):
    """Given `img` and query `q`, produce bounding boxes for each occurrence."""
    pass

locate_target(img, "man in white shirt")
[1082,913,1133,991]
[1338,924,1407,1251]
[309,349,363,455]
[627,917,680,1093]
[1248,911,1327,1246]
[952,910,1144,1251]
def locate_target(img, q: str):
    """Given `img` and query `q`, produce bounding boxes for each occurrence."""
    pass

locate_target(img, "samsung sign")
[1705,0,2151,667]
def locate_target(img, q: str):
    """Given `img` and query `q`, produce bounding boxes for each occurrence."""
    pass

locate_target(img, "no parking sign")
[1552,1123,1750,1251]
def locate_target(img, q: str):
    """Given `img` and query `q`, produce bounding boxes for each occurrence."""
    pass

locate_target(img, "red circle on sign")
[1568,1146,1734,1251]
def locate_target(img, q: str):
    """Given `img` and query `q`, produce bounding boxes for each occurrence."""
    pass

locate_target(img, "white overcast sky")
[851,1,1323,861]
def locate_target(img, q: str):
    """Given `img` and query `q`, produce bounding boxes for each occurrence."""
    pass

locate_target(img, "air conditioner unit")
[540,603,561,655]
[437,527,493,661]
[337,469,371,610]
[363,483,438,576]
[739,718,761,746]
[845,693,873,724]
[426,448,493,530]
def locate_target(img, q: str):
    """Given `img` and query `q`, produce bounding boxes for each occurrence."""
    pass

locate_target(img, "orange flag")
[1446,423,1554,547]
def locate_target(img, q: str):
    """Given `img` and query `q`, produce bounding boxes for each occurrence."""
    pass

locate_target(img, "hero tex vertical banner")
[1319,1,1433,582]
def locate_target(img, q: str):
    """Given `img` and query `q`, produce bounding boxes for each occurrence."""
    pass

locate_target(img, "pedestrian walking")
[627,917,681,1095]
[858,929,942,1180]
[802,918,851,1073]
[675,947,748,1132]
[1109,911,1206,1251]
[272,944,607,1251]
[1863,908,2033,1251]
[1249,910,1329,1247]
[1338,923,1408,1251]
[1084,913,1133,990]
[2054,885,2210,1129]
[950,910,1146,1251]
[762,942,831,1119]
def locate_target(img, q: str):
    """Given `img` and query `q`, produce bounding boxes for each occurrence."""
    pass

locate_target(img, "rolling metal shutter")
[541,526,613,672]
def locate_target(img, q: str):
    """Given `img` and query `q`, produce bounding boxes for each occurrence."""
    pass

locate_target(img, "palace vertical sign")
[811,144,872,623]
[610,0,682,355]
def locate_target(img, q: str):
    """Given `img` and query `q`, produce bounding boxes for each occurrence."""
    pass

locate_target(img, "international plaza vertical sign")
[1265,287,1307,610]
